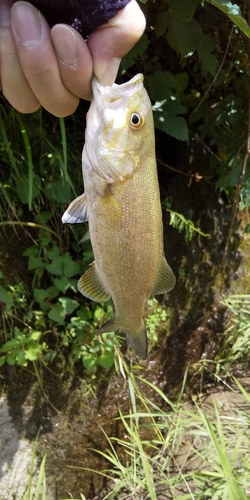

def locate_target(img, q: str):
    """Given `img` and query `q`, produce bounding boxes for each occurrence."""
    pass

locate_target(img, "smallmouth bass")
[62,74,175,359]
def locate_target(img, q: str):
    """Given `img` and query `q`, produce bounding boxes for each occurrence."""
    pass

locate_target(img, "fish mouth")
[92,73,144,112]
[86,73,146,144]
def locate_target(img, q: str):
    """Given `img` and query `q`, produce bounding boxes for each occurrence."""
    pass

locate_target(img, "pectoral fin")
[152,256,176,295]
[78,262,111,302]
[62,193,88,224]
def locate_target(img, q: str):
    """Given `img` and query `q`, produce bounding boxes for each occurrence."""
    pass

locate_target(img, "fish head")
[84,74,154,183]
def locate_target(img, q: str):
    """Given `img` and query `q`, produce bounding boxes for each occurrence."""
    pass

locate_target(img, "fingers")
[10,1,80,116]
[0,0,145,115]
[87,0,146,86]
[0,0,40,111]
[51,24,93,101]
[0,1,93,116]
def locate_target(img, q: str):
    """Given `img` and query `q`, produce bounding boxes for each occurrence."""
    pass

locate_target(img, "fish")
[62,73,175,359]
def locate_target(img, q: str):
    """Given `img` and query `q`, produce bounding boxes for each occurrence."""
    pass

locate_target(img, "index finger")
[87,0,146,86]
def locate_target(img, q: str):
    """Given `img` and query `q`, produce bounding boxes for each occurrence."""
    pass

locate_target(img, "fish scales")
[62,74,175,359]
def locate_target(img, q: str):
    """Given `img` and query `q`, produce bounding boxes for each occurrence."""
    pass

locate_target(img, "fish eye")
[129,112,144,129]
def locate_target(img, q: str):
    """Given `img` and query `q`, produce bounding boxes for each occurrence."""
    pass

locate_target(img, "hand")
[0,0,145,116]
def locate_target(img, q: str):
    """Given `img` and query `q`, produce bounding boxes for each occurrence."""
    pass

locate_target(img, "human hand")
[0,0,145,116]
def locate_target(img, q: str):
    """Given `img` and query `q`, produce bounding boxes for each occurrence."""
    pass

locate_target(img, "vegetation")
[1,0,250,497]
[1,0,250,371]
[22,322,250,499]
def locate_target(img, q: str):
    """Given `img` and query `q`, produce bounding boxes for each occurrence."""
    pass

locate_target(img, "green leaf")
[207,0,250,38]
[25,347,40,361]
[38,211,52,224]
[23,246,38,257]
[120,34,149,72]
[47,285,59,298]
[155,11,169,37]
[147,71,175,101]
[166,14,197,58]
[82,353,98,371]
[48,303,65,323]
[153,100,188,141]
[29,331,41,341]
[62,254,81,278]
[44,179,72,203]
[34,289,49,304]
[27,255,44,271]
[93,306,107,324]
[0,339,19,352]
[54,276,70,293]
[59,297,79,315]
[216,158,242,188]
[45,259,63,276]
[174,72,189,93]
[97,351,115,370]
[0,357,6,367]
[15,351,27,366]
[197,36,218,75]
[166,14,216,74]
[168,0,200,22]
[240,184,250,210]
[16,174,41,204]
[0,286,13,311]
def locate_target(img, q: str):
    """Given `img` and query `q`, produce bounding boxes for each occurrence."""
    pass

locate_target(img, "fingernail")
[96,57,121,86]
[11,1,42,46]
[51,25,79,66]
[0,0,12,27]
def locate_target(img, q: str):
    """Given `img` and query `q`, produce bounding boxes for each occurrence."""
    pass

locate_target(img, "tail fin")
[97,317,148,360]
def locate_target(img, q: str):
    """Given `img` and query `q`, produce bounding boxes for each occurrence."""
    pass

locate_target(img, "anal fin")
[98,319,148,360]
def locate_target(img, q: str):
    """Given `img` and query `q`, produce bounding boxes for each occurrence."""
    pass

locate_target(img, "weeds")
[87,355,250,500]
[1,285,250,499]
[0,99,118,373]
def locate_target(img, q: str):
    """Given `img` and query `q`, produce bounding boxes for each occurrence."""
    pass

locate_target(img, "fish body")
[62,74,175,359]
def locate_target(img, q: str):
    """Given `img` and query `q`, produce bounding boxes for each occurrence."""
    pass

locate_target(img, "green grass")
[17,292,250,500]
[64,349,250,500]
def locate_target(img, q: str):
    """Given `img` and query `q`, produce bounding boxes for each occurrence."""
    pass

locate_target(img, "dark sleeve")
[24,0,131,39]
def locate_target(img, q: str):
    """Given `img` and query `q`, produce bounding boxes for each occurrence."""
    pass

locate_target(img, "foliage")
[0,102,119,372]
[10,296,250,498]
[69,357,250,499]
[163,198,210,242]
[1,0,250,375]
[125,0,250,205]
[215,294,250,375]
[145,297,168,343]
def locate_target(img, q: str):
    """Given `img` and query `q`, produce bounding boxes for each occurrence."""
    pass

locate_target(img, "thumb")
[87,0,145,86]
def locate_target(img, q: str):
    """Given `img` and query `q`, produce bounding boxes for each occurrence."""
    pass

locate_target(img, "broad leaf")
[208,0,250,38]
[59,297,79,315]
[48,302,65,323]
[97,351,115,370]
[147,71,175,101]
[45,179,72,203]
[0,286,13,311]
[153,100,188,141]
